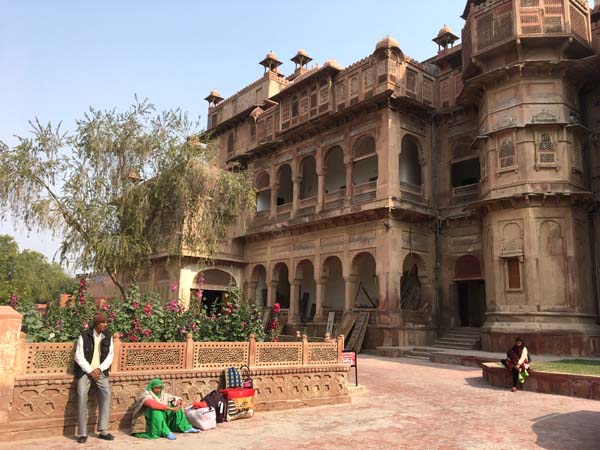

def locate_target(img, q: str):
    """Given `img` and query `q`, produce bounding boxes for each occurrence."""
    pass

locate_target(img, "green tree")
[0,100,256,297]
[0,235,74,304]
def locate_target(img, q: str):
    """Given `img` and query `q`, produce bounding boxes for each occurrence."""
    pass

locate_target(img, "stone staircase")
[431,328,482,350]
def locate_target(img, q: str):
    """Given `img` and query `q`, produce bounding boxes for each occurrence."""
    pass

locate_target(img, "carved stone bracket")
[531,109,558,124]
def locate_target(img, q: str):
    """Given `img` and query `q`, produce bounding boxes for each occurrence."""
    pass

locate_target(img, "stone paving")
[1,355,598,450]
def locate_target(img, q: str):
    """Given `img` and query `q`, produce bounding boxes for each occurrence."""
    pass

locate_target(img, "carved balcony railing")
[324,189,345,210]
[353,180,377,204]
[400,181,425,203]
[452,183,480,205]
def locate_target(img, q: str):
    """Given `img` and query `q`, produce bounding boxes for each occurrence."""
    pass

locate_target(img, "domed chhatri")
[375,35,401,52]
[259,51,283,73]
[438,24,452,36]
[204,89,224,106]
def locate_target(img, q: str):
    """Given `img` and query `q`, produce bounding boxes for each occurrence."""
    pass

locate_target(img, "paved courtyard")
[1,355,599,450]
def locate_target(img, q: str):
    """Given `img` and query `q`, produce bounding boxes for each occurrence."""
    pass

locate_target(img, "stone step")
[435,337,480,345]
[406,350,431,358]
[404,354,430,361]
[441,332,481,339]
[431,343,480,350]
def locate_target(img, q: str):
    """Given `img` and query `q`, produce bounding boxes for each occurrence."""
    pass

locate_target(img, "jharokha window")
[537,131,557,168]
[498,138,516,171]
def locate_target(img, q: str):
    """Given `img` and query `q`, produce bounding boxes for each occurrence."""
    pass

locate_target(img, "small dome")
[438,24,452,36]
[209,89,222,98]
[323,59,342,70]
[266,51,278,60]
[296,49,309,58]
[375,35,400,51]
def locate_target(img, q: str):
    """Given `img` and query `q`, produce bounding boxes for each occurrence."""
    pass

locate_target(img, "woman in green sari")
[131,379,199,440]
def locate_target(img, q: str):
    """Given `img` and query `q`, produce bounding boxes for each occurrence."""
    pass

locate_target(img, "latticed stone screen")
[193,342,248,369]
[307,343,338,365]
[120,343,185,371]
[256,342,303,367]
[476,2,513,51]
[570,4,589,42]
[27,343,76,375]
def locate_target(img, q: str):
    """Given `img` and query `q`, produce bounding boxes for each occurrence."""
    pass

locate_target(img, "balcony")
[451,183,480,205]
[353,180,377,204]
[298,196,317,216]
[400,182,425,203]
[324,190,345,210]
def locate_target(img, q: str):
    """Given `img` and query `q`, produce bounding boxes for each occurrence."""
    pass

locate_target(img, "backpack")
[202,390,226,423]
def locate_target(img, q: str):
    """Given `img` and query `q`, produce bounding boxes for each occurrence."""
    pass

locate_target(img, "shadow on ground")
[532,410,600,450]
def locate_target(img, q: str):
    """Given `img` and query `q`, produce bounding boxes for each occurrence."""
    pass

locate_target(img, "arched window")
[299,156,317,199]
[399,135,422,187]
[352,135,378,185]
[276,165,293,205]
[255,172,271,213]
[324,146,346,193]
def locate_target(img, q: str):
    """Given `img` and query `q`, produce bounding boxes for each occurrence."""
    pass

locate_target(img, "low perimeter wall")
[481,362,600,400]
[0,307,350,440]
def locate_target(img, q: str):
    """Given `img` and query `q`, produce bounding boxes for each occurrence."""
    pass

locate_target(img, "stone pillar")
[344,276,358,312]
[345,162,353,204]
[292,176,301,217]
[315,279,326,322]
[289,280,301,322]
[270,182,278,219]
[267,281,278,307]
[316,172,325,213]
[0,306,23,424]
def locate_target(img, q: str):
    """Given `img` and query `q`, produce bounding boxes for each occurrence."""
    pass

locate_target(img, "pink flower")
[143,303,152,316]
[132,301,140,309]
[242,321,247,329]
[79,279,86,287]
[79,295,86,306]
[170,283,178,292]
[9,294,18,308]
[269,319,278,330]
[129,334,139,342]
[180,327,187,334]
[273,336,279,342]
[272,303,281,314]
[209,313,216,322]
[109,312,116,321]
[142,329,151,337]
[82,320,89,330]
[195,290,203,300]
[55,319,62,331]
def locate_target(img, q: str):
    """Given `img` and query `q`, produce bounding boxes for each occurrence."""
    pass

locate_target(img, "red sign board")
[342,351,356,366]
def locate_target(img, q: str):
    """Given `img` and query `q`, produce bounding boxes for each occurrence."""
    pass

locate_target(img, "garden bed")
[481,362,600,400]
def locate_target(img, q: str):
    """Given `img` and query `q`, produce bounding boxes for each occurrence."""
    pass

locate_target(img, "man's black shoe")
[77,436,87,444]
[98,433,115,441]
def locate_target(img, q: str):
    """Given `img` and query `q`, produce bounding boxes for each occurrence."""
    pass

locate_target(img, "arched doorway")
[454,255,485,327]
[350,252,378,308]
[322,256,345,312]
[191,268,236,313]
[251,265,267,307]
[272,262,290,309]
[295,259,316,321]
[401,253,425,310]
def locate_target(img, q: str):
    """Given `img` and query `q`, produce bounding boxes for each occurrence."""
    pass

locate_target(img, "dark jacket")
[74,329,113,378]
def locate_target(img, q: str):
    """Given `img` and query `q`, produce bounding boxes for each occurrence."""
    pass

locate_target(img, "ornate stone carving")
[193,343,248,369]
[532,109,558,123]
[120,343,185,371]
[494,115,516,130]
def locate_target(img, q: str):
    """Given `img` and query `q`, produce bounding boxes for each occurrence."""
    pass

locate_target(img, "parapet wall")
[0,308,350,440]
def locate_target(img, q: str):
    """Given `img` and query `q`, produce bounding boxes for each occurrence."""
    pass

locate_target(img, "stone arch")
[255,171,271,213]
[272,262,290,309]
[350,251,378,308]
[400,134,422,187]
[250,264,268,306]
[192,268,235,313]
[324,146,346,193]
[322,255,345,312]
[454,255,482,280]
[352,135,378,185]
[295,259,316,320]
[276,164,293,205]
[299,155,318,199]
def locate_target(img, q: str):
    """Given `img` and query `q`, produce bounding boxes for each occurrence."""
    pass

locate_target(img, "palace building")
[150,0,600,356]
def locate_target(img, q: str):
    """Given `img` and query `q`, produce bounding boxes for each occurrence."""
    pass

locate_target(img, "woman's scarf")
[130,378,182,434]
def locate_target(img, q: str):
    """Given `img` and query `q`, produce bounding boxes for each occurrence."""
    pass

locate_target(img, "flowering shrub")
[267,303,281,342]
[14,277,267,343]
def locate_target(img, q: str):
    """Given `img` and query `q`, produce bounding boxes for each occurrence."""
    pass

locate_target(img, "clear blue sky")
[1,0,594,267]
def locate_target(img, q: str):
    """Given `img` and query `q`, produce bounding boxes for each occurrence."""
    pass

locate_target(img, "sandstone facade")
[149,1,600,355]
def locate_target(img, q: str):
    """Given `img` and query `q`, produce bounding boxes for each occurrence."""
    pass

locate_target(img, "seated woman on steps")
[131,379,199,439]
[501,337,530,392]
